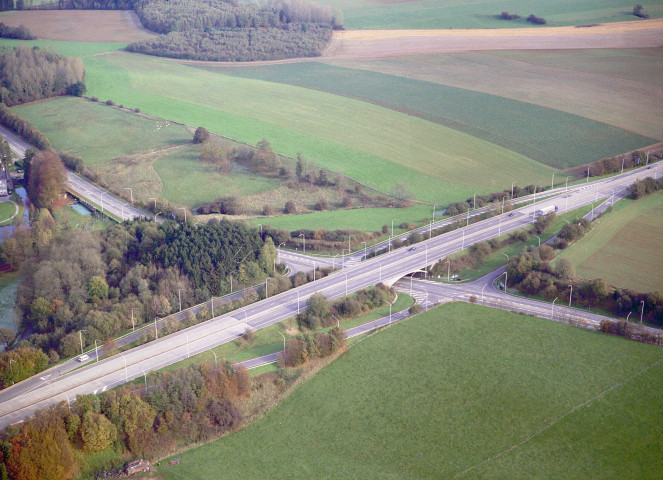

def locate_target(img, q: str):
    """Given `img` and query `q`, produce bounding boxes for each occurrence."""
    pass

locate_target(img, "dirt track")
[323,19,663,58]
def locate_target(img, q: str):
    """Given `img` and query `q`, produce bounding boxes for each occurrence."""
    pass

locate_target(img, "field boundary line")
[447,358,663,479]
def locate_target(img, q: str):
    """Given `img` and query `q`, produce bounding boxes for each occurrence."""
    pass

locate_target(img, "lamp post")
[178,289,184,312]
[344,273,348,296]
[499,216,502,236]
[446,260,450,281]
[131,308,139,331]
[63,393,71,413]
[148,197,157,210]
[389,301,392,324]
[257,223,262,237]
[141,368,147,391]
[461,230,465,250]
[297,291,300,315]
[211,348,218,366]
[481,284,487,304]
[348,235,353,254]
[332,254,338,269]
[621,157,625,173]
[186,334,190,358]
[278,332,286,356]
[211,296,215,318]
[94,339,102,362]
[121,203,128,221]
[331,314,340,329]
[424,244,428,279]
[551,172,555,190]
[242,308,248,327]
[299,234,305,254]
[278,242,286,264]
[501,196,505,215]
[551,297,558,321]
[501,253,508,262]
[473,193,477,210]
[533,234,541,247]
[640,300,645,323]
[626,311,632,322]
[565,176,569,192]
[511,182,515,198]
[99,192,106,214]
[586,166,590,182]
[501,271,508,293]
[378,261,383,282]
[119,352,128,381]
[265,277,270,299]
[154,318,158,339]
[9,359,15,373]
[362,241,367,260]
[568,285,573,307]
[154,212,161,222]
[125,187,133,204]
[78,329,86,354]
[177,207,187,223]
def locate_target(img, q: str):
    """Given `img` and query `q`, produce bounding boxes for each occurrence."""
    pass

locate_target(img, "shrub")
[105,99,115,106]
[409,303,423,315]
[284,201,297,214]
[633,4,649,18]
[500,11,520,19]
[193,126,210,144]
[527,14,546,24]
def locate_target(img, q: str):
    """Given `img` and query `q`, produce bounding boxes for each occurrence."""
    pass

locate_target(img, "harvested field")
[0,10,155,42]
[324,20,663,58]
[324,48,662,140]
[557,195,663,294]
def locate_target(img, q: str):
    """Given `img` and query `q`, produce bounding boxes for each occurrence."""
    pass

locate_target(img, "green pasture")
[316,0,662,29]
[251,204,432,233]
[0,38,127,57]
[326,48,662,140]
[0,201,17,224]
[159,302,663,480]
[153,144,281,206]
[13,97,191,166]
[81,52,554,204]
[556,194,663,293]
[210,61,656,168]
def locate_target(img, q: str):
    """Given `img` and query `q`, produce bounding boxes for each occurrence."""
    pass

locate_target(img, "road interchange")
[0,162,660,428]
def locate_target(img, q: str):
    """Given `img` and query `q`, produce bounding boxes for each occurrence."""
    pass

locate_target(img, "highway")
[0,163,659,428]
[0,125,150,221]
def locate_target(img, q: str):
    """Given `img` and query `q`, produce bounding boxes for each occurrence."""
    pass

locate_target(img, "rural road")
[0,164,660,429]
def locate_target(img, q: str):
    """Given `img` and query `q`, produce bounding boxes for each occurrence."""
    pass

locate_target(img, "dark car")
[408,247,416,251]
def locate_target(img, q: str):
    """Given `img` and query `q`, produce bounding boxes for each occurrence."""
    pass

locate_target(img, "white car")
[77,354,90,362]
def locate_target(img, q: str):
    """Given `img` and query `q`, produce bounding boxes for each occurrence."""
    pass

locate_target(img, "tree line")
[0,46,85,106]
[0,360,249,480]
[0,22,35,39]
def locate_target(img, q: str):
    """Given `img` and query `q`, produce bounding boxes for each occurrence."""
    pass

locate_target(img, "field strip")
[333,19,662,41]
[447,358,663,479]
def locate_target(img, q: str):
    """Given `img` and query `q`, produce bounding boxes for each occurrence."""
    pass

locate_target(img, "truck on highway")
[535,205,558,216]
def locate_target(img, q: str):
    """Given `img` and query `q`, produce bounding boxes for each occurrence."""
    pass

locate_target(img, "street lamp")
[424,244,428,279]
[348,235,353,254]
[186,333,190,358]
[297,291,300,315]
[210,348,218,366]
[125,187,133,204]
[177,207,187,223]
[63,393,71,413]
[473,192,477,210]
[378,261,383,282]
[640,300,645,323]
[621,157,625,173]
[501,271,508,293]
[331,314,340,329]
[344,273,348,296]
[99,192,106,214]
[461,230,465,250]
[568,285,573,307]
[551,297,558,321]
[533,235,541,247]
[94,339,102,362]
[154,318,158,339]
[148,197,157,210]
[511,182,515,198]
[389,301,393,324]
[626,311,632,322]
[278,242,286,264]
[445,260,450,281]
[481,284,487,304]
[361,241,368,260]
[278,332,286,356]
[178,288,184,311]
[566,176,569,192]
[501,196,505,215]
[299,233,305,254]
[265,277,271,298]
[121,203,128,221]
[131,308,139,331]
[154,212,161,222]
[9,359,16,373]
[78,329,87,354]
[119,352,128,381]
[501,253,508,263]
[551,172,555,190]
[257,223,262,237]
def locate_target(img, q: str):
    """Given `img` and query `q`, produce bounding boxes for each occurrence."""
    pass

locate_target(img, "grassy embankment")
[437,204,595,283]
[555,194,662,293]
[158,302,663,480]
[0,201,16,224]
[317,0,663,29]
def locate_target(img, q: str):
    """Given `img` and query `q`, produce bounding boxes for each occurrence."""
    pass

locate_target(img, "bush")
[526,14,546,24]
[633,4,649,18]
[193,126,210,144]
[284,201,297,214]
[105,99,115,106]
[500,11,520,19]
[409,303,423,315]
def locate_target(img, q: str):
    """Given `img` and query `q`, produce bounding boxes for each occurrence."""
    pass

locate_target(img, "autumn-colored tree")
[86,275,109,301]
[80,411,117,452]
[235,365,251,397]
[7,410,77,480]
[27,151,67,209]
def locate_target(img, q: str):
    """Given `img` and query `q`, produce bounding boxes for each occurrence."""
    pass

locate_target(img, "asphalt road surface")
[1,164,660,428]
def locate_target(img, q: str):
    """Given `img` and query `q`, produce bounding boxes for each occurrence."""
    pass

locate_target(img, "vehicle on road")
[535,205,558,216]
[77,354,89,362]
[508,212,515,217]
[408,247,416,251]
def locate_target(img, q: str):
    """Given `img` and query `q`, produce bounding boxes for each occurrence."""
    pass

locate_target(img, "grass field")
[211,61,656,167]
[0,202,16,224]
[249,204,432,233]
[316,0,662,29]
[158,302,663,479]
[13,97,191,165]
[0,38,127,57]
[325,48,662,140]
[81,52,555,204]
[556,194,663,293]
